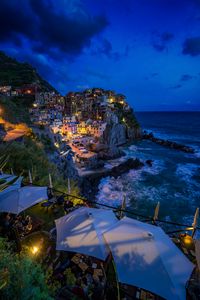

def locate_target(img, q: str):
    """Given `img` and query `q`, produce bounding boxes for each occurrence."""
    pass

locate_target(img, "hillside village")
[0,81,140,170]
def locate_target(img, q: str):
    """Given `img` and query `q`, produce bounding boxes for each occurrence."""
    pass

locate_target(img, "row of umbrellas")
[0,174,48,214]
[55,207,194,300]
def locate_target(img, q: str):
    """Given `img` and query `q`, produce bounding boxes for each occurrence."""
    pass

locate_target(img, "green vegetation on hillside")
[114,102,140,129]
[0,136,79,194]
[0,96,32,124]
[0,136,55,184]
[0,51,56,92]
[0,238,52,299]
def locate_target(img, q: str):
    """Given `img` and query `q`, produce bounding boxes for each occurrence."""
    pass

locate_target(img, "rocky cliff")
[102,123,127,146]
[102,105,141,148]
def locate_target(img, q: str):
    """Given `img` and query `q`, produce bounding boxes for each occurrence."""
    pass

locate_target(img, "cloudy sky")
[0,0,200,110]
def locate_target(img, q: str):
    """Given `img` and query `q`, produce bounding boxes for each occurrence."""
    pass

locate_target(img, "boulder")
[146,159,153,167]
[97,145,125,160]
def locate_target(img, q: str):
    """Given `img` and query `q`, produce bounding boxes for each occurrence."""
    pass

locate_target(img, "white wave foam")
[96,176,126,207]
[128,145,138,152]
[96,159,166,207]
[193,147,200,158]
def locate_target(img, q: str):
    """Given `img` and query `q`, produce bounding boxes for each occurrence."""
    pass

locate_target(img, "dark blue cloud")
[180,74,194,81]
[171,84,182,89]
[0,0,200,110]
[151,31,174,52]
[0,0,108,57]
[182,37,200,56]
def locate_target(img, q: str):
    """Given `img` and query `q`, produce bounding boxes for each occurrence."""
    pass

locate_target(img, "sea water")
[96,112,200,229]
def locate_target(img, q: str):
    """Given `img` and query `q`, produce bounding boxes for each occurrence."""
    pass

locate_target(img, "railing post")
[192,208,199,238]
[68,177,71,194]
[153,202,160,224]
[49,173,53,189]
[28,170,33,185]
[119,194,126,219]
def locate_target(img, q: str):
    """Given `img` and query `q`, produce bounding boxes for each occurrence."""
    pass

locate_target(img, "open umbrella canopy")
[104,217,194,300]
[0,174,16,181]
[0,186,48,214]
[55,207,118,261]
[0,176,23,193]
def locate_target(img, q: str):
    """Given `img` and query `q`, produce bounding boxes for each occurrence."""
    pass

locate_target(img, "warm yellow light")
[54,142,59,148]
[31,246,39,255]
[33,103,37,108]
[120,101,124,104]
[183,235,193,246]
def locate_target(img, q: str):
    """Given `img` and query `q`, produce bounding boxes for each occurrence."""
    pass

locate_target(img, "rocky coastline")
[79,158,144,200]
[142,131,195,154]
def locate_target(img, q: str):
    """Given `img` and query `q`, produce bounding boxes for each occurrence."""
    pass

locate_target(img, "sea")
[96,112,200,230]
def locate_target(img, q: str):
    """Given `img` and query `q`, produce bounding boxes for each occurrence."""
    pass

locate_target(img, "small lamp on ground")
[31,246,39,255]
[182,234,194,249]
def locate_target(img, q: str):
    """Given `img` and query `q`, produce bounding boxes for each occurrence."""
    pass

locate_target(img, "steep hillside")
[0,51,56,92]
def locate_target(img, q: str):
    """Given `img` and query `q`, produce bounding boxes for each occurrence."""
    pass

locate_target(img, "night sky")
[0,0,200,111]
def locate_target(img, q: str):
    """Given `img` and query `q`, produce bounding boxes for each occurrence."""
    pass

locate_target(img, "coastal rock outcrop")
[97,145,125,160]
[143,131,195,154]
[80,158,144,199]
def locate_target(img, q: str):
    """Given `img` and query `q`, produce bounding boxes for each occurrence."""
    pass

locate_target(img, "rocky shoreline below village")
[143,131,195,154]
[79,158,144,200]
[77,131,196,200]
[44,121,196,202]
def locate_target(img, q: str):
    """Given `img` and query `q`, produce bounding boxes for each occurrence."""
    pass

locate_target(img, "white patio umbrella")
[55,207,118,261]
[0,176,23,194]
[0,186,48,214]
[104,217,194,300]
[0,174,16,180]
